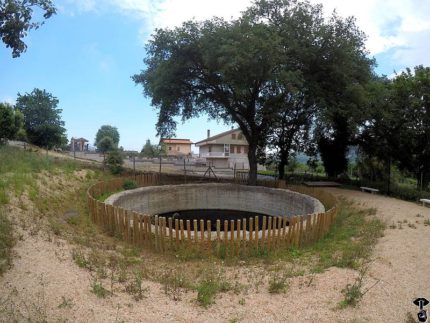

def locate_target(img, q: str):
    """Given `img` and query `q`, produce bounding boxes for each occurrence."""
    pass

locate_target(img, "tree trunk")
[247,144,258,185]
[278,149,289,180]
[278,161,285,180]
[417,170,430,191]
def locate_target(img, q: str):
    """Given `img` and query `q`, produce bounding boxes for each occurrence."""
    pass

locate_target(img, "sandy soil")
[1,187,430,322]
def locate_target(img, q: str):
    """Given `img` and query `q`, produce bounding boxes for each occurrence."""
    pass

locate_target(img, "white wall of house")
[197,129,258,170]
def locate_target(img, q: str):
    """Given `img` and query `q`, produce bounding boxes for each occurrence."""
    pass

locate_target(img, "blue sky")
[1,0,430,152]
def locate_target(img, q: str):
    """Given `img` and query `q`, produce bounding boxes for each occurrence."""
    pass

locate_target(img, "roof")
[194,128,241,145]
[71,137,88,142]
[160,138,193,144]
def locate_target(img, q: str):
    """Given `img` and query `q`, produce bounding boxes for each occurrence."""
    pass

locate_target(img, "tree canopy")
[15,88,66,149]
[0,0,56,57]
[141,139,155,158]
[0,102,15,143]
[133,0,374,183]
[0,102,25,143]
[361,66,430,189]
[97,136,115,155]
[95,125,120,150]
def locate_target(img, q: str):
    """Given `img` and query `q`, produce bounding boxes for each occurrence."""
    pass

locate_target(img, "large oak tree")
[133,0,374,183]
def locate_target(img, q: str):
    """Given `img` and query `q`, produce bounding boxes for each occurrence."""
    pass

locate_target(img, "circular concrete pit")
[105,183,325,231]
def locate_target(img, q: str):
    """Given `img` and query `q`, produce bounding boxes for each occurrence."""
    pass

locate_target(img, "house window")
[238,133,243,140]
[224,144,230,156]
[168,146,172,151]
[237,146,241,154]
[177,146,180,151]
[244,146,248,154]
[231,133,236,139]
[208,145,212,153]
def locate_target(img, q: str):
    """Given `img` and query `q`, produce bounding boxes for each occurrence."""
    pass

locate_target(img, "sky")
[1,0,430,152]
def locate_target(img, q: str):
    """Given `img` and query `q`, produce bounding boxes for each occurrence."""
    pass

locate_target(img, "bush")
[123,179,138,190]
[105,150,124,174]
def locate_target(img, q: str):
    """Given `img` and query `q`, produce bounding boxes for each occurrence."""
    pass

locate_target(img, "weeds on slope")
[0,207,15,276]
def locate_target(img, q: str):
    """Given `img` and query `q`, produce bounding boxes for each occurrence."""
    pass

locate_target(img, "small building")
[70,137,89,152]
[195,129,249,169]
[160,138,193,157]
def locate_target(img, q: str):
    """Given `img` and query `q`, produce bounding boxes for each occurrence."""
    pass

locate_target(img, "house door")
[224,144,230,156]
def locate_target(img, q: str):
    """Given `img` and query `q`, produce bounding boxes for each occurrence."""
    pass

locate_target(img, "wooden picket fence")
[87,172,338,256]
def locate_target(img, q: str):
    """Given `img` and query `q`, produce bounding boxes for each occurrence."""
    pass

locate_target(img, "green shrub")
[268,272,288,294]
[105,150,124,175]
[196,275,231,307]
[123,179,138,190]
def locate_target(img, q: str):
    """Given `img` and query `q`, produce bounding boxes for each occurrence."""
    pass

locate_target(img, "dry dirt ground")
[1,184,430,322]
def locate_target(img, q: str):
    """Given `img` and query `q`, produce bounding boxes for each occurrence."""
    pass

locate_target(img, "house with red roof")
[195,128,249,169]
[159,138,193,157]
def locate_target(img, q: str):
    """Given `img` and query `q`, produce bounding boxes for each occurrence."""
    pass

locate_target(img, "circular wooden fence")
[87,172,337,256]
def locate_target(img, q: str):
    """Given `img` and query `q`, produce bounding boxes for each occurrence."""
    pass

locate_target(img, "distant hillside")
[294,146,358,164]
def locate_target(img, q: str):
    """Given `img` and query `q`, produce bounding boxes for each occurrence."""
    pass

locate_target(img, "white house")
[195,128,249,169]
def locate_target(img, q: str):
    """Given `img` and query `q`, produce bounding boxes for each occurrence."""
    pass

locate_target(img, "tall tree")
[97,136,115,156]
[15,88,66,148]
[133,0,337,184]
[134,18,285,184]
[0,102,15,143]
[95,125,120,149]
[247,0,374,178]
[141,139,155,158]
[360,67,430,190]
[392,66,430,189]
[266,91,315,179]
[359,77,399,186]
[0,0,56,57]
[310,13,374,177]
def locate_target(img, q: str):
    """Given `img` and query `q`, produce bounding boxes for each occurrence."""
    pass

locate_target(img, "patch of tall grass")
[0,146,82,206]
[0,208,15,275]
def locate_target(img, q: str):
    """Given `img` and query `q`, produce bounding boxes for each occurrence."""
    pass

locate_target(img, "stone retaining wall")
[105,183,325,217]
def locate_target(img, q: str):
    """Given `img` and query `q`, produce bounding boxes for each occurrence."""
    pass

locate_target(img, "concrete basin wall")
[105,183,325,217]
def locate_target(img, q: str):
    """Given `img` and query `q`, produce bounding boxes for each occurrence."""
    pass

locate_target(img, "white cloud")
[105,0,251,41]
[0,96,16,105]
[62,0,98,14]
[67,0,430,69]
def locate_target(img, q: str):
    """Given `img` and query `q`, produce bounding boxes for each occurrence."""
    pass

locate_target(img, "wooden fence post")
[175,219,179,249]
[249,217,253,245]
[154,215,159,251]
[168,217,173,249]
[262,216,267,248]
[194,220,198,243]
[186,220,191,243]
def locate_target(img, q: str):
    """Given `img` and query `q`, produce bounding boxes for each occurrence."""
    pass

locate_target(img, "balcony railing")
[200,152,229,158]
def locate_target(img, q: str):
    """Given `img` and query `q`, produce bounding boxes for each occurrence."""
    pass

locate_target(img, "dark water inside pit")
[158,209,290,231]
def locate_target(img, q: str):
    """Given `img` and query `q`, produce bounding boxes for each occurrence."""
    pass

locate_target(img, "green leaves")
[133,0,374,183]
[95,125,120,149]
[15,88,65,149]
[0,0,56,57]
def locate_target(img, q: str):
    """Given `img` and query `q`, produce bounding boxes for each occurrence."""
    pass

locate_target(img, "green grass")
[0,145,83,207]
[268,272,289,294]
[196,271,231,307]
[91,281,109,298]
[307,201,385,271]
[0,208,15,276]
